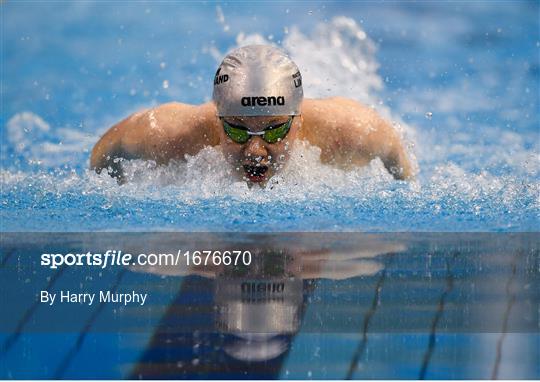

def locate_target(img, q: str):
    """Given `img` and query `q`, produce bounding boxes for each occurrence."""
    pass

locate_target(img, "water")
[1,232,538,378]
[1,4,539,377]
[2,2,539,231]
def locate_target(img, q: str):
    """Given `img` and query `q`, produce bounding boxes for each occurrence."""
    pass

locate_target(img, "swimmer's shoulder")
[299,97,384,139]
[125,101,220,143]
[141,102,213,132]
[301,97,377,120]
[92,101,220,169]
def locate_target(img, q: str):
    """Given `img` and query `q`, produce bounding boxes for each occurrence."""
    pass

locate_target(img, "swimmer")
[91,44,414,184]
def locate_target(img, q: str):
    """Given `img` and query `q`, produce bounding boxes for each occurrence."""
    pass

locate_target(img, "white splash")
[284,16,382,103]
[7,111,50,154]
[6,111,97,167]
[215,5,230,32]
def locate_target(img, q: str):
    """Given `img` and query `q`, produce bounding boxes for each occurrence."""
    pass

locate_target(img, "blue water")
[1,2,539,231]
[1,233,538,379]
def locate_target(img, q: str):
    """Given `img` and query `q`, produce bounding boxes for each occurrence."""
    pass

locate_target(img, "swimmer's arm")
[366,116,414,180]
[90,117,135,181]
[302,98,414,180]
[90,102,220,180]
[90,108,171,181]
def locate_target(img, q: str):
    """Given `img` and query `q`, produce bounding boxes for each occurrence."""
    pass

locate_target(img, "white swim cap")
[212,45,303,117]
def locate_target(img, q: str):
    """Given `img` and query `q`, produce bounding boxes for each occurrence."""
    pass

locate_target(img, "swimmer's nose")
[243,137,268,161]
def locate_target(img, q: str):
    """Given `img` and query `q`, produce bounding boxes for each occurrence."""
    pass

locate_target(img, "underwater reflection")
[1,233,538,379]
[129,234,394,379]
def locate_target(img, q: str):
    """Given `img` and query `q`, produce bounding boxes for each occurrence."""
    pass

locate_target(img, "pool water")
[1,2,539,231]
[1,233,538,379]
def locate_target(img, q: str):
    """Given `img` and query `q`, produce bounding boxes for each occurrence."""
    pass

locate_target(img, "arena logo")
[213,67,229,85]
[241,96,285,107]
[241,281,285,294]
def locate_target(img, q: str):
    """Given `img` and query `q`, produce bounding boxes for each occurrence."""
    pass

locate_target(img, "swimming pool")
[2,1,538,231]
[1,232,538,379]
[1,4,539,379]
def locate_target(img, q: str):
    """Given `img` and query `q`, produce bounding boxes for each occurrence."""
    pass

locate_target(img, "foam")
[6,111,97,167]
[3,140,536,211]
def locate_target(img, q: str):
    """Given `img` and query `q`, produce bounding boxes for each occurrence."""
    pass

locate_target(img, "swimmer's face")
[219,115,301,183]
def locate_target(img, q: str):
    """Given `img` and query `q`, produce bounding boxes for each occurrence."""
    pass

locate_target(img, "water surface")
[1,2,538,231]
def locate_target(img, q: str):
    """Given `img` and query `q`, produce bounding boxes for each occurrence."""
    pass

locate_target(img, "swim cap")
[212,45,303,117]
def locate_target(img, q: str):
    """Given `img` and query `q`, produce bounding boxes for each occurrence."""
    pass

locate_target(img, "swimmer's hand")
[90,137,130,183]
[380,141,414,181]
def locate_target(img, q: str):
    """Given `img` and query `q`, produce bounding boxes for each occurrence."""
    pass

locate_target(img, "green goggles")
[221,116,293,144]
